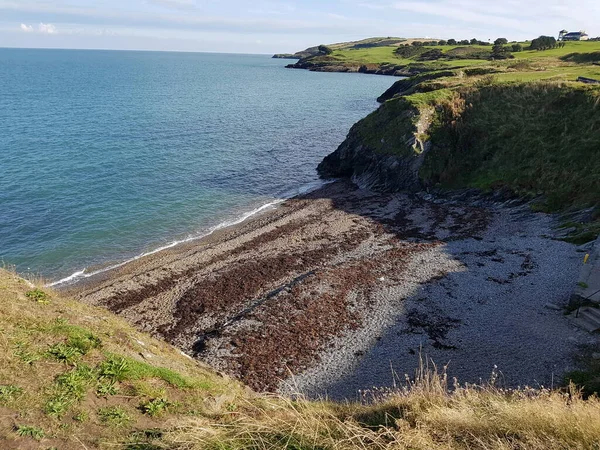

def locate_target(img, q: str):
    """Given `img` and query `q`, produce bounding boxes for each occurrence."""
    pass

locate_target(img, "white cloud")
[38,22,57,34]
[18,22,57,34]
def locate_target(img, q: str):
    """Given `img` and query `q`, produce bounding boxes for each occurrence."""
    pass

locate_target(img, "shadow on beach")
[67,180,585,399]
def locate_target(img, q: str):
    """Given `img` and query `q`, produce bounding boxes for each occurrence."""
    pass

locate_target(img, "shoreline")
[51,179,333,288]
[66,180,591,397]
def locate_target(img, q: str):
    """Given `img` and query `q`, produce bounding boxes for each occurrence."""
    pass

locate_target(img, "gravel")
[280,200,594,400]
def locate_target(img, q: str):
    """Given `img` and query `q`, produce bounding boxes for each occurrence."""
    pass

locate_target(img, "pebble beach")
[66,181,591,398]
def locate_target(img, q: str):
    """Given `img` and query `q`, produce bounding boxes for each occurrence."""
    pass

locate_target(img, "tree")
[419,48,443,60]
[470,38,479,45]
[512,43,523,52]
[494,37,508,45]
[530,36,557,51]
[447,38,457,46]
[438,40,447,46]
[411,41,424,46]
[490,43,513,59]
[492,44,505,55]
[459,39,470,45]
[318,45,333,55]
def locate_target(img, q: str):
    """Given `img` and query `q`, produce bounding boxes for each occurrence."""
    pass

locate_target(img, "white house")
[560,31,590,41]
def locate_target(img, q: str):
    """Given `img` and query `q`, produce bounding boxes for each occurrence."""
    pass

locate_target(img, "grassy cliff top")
[313,39,600,242]
[0,268,248,448]
[291,38,600,81]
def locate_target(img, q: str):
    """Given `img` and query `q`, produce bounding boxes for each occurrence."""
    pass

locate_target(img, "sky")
[1,0,599,54]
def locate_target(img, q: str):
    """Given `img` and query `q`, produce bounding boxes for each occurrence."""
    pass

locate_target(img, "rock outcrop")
[318,99,435,192]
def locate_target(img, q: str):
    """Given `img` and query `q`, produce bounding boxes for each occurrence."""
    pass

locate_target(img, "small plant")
[98,406,131,427]
[14,342,41,365]
[140,397,171,417]
[0,385,23,402]
[44,395,72,417]
[73,411,89,422]
[226,402,238,412]
[45,365,96,417]
[25,288,51,304]
[15,425,45,440]
[47,342,82,364]
[56,364,96,398]
[96,380,119,397]
[578,282,589,289]
[99,356,130,382]
[69,332,102,354]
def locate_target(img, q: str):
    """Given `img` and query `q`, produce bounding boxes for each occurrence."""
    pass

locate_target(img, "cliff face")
[318,78,600,213]
[317,97,434,191]
[317,137,427,192]
[318,89,451,192]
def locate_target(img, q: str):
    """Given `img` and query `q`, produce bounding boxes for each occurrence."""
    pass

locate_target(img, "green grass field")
[303,40,600,81]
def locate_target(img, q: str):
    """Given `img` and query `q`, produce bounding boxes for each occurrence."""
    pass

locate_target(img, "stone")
[544,303,562,311]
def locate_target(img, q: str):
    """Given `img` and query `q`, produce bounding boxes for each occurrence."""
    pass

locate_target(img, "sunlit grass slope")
[0,268,246,449]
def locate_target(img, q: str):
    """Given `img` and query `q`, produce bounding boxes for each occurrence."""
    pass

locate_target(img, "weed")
[96,379,119,397]
[15,425,45,440]
[47,342,82,364]
[73,411,89,422]
[226,403,238,412]
[69,332,102,354]
[140,397,171,417]
[45,365,96,417]
[0,385,23,402]
[98,406,131,427]
[578,282,590,289]
[99,356,130,381]
[44,395,72,417]
[56,364,96,398]
[25,288,50,304]
[14,342,41,365]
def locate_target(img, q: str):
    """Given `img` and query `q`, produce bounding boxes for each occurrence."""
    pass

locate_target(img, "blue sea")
[0,49,393,284]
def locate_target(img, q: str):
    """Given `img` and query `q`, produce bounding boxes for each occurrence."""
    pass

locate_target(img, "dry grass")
[163,361,600,450]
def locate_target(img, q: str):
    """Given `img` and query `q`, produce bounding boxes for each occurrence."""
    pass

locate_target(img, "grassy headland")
[2,268,600,449]
[284,38,600,78]
[315,39,600,243]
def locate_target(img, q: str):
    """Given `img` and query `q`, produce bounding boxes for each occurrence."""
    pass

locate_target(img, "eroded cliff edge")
[318,74,600,238]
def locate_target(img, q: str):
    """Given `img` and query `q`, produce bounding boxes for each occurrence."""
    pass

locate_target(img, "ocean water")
[0,49,394,284]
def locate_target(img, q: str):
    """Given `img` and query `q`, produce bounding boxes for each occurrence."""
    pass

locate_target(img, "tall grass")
[421,81,600,211]
[163,360,600,450]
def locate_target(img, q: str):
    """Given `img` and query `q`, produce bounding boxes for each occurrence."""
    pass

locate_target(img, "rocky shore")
[65,181,589,398]
[285,60,411,76]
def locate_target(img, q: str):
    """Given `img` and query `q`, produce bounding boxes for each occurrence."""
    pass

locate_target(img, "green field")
[301,40,600,81]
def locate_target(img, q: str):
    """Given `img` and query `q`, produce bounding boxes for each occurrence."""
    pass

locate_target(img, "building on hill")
[560,31,590,41]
